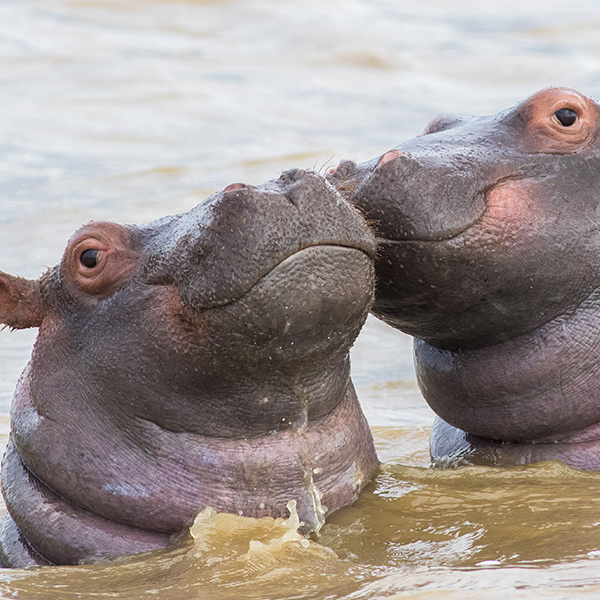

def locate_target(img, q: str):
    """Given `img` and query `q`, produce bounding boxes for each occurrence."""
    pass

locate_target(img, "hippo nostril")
[554,108,578,127]
[223,183,246,193]
[378,149,404,168]
[327,160,356,184]
[280,168,307,184]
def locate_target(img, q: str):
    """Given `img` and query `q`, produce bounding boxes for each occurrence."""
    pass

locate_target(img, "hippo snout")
[143,169,376,311]
[330,147,488,244]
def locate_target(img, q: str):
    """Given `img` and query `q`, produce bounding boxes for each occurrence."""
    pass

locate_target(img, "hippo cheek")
[482,179,539,237]
[371,175,600,348]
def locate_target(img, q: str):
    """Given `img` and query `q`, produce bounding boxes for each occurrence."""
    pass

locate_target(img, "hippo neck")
[415,288,600,443]
[133,358,355,439]
[27,322,355,439]
[10,367,377,538]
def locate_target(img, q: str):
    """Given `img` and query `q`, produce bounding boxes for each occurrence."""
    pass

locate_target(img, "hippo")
[329,87,600,471]
[0,168,378,567]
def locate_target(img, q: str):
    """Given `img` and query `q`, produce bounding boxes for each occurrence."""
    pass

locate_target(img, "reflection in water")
[2,0,600,598]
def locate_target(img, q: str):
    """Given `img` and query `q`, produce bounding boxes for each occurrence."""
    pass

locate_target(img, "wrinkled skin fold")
[329,87,600,470]
[0,169,379,567]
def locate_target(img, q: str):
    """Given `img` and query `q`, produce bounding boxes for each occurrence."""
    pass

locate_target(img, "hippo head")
[0,169,378,566]
[330,88,600,468]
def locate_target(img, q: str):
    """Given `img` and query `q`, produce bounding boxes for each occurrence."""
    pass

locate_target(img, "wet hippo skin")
[0,169,379,567]
[329,87,600,470]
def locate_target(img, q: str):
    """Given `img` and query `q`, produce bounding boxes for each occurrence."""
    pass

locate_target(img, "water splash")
[303,469,328,534]
[0,505,352,600]
[189,500,312,550]
[290,377,328,533]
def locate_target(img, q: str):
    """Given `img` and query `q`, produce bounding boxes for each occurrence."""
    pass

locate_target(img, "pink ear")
[0,273,44,329]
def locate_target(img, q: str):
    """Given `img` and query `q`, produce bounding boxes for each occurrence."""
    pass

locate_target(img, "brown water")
[2,0,600,597]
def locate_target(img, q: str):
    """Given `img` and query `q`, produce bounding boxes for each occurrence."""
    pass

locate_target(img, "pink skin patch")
[377,149,404,167]
[485,180,534,224]
[476,180,542,252]
[223,183,246,192]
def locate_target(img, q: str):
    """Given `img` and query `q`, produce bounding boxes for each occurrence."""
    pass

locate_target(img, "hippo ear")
[0,272,44,329]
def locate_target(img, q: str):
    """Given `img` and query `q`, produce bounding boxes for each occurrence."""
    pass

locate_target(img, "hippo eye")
[80,249,99,269]
[554,108,578,127]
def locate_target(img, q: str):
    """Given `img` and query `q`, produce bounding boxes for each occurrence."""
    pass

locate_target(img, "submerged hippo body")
[0,169,378,567]
[330,87,600,470]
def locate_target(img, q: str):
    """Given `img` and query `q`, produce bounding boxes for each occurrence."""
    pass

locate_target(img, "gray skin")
[329,87,600,471]
[0,168,378,567]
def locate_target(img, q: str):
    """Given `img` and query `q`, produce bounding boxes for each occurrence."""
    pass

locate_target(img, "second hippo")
[0,169,378,567]
[330,87,600,471]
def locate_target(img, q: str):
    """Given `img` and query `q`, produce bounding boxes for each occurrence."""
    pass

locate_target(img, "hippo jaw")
[0,169,379,566]
[332,88,600,467]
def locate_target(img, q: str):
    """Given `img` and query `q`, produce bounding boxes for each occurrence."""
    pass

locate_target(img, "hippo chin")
[0,169,378,567]
[329,87,600,471]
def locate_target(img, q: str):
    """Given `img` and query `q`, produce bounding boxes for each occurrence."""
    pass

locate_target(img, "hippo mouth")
[194,242,375,311]
[330,156,529,244]
[372,179,507,245]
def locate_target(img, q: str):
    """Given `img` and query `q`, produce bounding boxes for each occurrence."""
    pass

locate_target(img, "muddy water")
[2,0,600,598]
